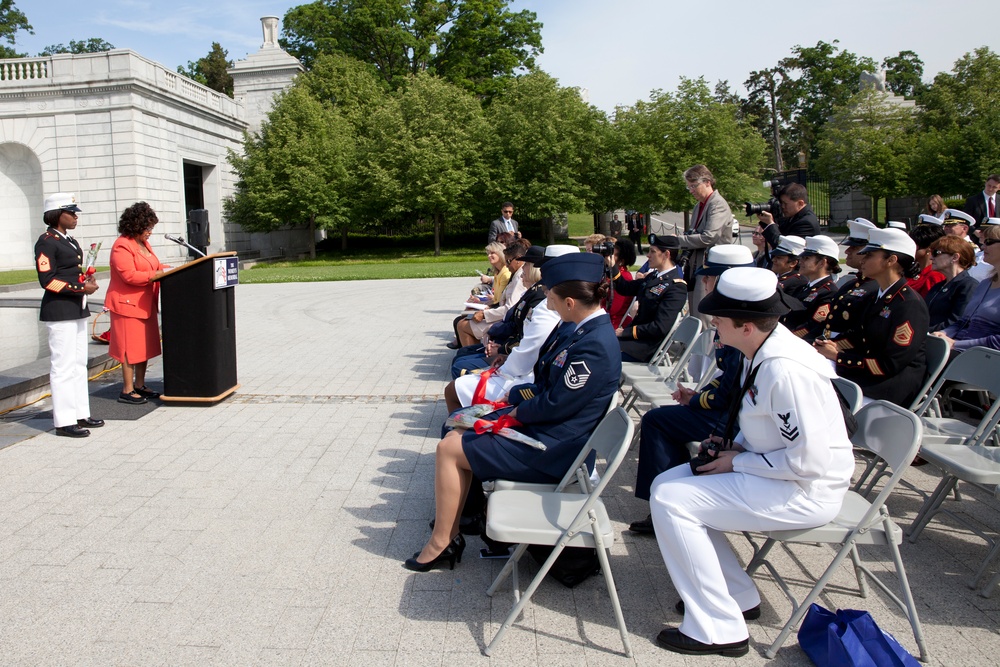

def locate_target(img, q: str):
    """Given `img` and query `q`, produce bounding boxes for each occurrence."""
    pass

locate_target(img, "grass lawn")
[566,212,593,237]
[0,269,38,286]
[241,249,495,283]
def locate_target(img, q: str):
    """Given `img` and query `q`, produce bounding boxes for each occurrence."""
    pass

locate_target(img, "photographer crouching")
[754,183,820,268]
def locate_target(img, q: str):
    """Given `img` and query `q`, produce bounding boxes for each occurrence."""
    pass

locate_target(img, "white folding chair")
[744,401,929,661]
[620,317,703,412]
[623,328,718,415]
[483,408,635,657]
[619,316,700,391]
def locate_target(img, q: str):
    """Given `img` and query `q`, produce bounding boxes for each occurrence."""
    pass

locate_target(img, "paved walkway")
[0,277,998,665]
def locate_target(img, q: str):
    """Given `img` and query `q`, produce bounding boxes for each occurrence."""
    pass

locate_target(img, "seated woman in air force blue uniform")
[405,253,621,572]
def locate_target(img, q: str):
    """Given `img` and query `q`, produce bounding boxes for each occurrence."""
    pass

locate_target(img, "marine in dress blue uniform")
[34,193,102,437]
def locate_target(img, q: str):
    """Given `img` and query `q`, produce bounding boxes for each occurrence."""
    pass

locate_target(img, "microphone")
[164,233,206,257]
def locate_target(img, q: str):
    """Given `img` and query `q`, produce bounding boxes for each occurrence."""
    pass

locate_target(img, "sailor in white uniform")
[648,267,855,657]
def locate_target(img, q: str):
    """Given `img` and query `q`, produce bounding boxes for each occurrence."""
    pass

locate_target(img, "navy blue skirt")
[461,429,561,484]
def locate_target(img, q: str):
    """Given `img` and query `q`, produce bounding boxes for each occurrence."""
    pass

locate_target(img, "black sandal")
[134,386,160,399]
[118,391,148,405]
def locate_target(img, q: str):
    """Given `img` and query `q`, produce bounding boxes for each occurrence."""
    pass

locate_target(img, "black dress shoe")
[655,627,749,657]
[134,386,160,399]
[446,340,461,350]
[118,391,148,405]
[78,418,104,428]
[675,599,761,620]
[55,425,90,438]
[403,544,458,572]
[628,514,655,534]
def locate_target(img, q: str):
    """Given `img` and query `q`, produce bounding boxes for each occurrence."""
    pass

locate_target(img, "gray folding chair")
[744,401,929,661]
[832,377,863,414]
[620,317,702,412]
[483,408,635,657]
[906,347,1000,548]
[619,316,700,390]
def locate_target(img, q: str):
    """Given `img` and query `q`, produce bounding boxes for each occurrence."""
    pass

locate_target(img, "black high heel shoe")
[403,543,458,572]
[413,534,466,563]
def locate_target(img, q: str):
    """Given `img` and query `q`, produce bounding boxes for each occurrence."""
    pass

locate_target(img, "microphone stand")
[165,234,206,258]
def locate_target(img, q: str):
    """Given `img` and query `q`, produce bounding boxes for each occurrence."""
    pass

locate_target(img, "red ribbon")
[471,368,509,409]
[473,414,522,435]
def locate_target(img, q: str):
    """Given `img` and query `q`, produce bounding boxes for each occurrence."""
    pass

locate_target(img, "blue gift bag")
[798,603,920,667]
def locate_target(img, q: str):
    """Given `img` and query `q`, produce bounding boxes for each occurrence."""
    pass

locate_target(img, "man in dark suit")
[487,201,519,242]
[757,182,821,255]
[964,174,1000,224]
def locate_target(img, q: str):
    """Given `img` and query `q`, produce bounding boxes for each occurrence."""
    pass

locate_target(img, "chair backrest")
[832,377,864,414]
[908,334,951,412]
[662,328,716,385]
[649,316,702,367]
[850,400,923,527]
[914,346,1000,444]
[553,407,634,494]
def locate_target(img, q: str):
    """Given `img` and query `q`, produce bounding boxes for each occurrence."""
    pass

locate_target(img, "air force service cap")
[540,252,605,288]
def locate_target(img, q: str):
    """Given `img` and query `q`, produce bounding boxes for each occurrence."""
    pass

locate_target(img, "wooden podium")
[154,252,240,402]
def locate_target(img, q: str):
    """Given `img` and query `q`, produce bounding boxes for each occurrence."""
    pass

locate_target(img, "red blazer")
[105,236,161,319]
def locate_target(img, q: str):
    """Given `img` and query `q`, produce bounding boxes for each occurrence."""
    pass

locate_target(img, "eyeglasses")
[685,181,704,191]
[931,249,948,257]
[751,230,763,237]
[984,239,1000,247]
[501,209,514,215]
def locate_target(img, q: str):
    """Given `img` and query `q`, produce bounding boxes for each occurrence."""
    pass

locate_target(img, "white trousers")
[46,318,91,428]
[649,465,842,645]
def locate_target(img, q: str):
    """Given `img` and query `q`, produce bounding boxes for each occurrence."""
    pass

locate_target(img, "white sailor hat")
[917,214,943,226]
[800,235,840,261]
[696,244,754,276]
[532,244,578,266]
[43,192,82,214]
[886,220,907,231]
[697,267,793,318]
[770,235,806,257]
[858,228,917,259]
[942,209,975,226]
[982,218,1000,226]
[842,218,877,246]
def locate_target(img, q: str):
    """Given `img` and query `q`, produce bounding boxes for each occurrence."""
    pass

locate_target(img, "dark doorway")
[183,162,205,216]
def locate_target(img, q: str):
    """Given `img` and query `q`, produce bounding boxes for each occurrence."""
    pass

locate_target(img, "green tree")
[882,50,925,98]
[775,40,877,161]
[744,67,786,171]
[225,85,354,258]
[910,47,1000,196]
[177,43,234,97]
[814,88,916,223]
[0,0,32,58]
[614,78,767,218]
[281,0,542,96]
[483,71,603,242]
[38,38,115,56]
[394,71,488,254]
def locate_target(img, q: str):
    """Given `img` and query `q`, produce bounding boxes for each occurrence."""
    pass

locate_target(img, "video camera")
[744,177,789,218]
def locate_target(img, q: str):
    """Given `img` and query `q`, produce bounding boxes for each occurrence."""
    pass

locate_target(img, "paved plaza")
[1,276,1000,665]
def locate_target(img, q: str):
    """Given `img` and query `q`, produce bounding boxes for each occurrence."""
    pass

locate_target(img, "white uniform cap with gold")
[943,208,976,226]
[800,235,840,261]
[43,192,82,213]
[771,235,806,257]
[983,218,1000,226]
[842,218,876,246]
[917,214,943,226]
[858,227,917,259]
[886,221,907,230]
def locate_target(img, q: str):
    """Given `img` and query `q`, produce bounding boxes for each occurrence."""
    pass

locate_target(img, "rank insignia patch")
[893,322,914,347]
[37,254,50,272]
[778,411,799,441]
[812,304,831,322]
[564,361,591,390]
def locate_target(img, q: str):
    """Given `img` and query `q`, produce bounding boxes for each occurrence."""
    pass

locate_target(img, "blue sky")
[10,1,994,113]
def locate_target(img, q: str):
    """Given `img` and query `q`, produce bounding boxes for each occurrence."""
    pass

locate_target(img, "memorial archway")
[0,143,43,270]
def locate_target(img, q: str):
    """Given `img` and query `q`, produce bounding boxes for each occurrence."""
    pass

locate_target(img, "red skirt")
[109,312,161,364]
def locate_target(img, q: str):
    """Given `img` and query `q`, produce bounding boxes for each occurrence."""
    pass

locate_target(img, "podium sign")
[154,252,240,402]
[213,256,239,290]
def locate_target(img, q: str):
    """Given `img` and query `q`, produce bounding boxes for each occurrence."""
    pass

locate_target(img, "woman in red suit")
[106,202,168,404]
